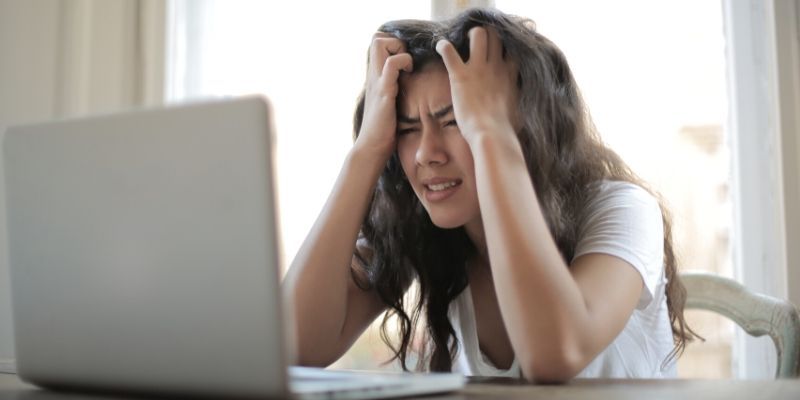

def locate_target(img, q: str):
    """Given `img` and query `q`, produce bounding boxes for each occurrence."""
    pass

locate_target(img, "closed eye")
[444,119,458,128]
[397,127,418,136]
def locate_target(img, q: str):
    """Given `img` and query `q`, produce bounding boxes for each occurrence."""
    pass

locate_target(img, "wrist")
[347,143,392,174]
[353,132,395,159]
[464,120,520,150]
[467,127,526,166]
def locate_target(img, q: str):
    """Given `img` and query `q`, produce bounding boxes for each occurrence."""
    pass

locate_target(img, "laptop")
[2,96,465,399]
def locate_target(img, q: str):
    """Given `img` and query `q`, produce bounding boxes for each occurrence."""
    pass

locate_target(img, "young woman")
[283,8,695,382]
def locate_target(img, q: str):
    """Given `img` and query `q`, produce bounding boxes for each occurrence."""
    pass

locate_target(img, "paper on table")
[0,359,16,374]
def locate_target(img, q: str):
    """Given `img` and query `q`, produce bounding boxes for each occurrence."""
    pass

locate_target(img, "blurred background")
[1,0,798,379]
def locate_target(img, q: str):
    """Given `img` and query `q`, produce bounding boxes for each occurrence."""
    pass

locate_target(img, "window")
[167,0,429,273]
[167,1,791,378]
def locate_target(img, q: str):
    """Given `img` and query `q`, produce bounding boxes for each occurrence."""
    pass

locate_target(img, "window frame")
[723,0,800,379]
[161,0,800,378]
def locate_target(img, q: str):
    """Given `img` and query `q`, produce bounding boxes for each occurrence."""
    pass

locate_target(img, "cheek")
[396,137,417,176]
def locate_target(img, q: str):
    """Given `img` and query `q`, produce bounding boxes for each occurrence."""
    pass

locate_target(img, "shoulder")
[578,181,662,236]
[585,180,660,213]
[577,179,664,247]
[575,180,666,309]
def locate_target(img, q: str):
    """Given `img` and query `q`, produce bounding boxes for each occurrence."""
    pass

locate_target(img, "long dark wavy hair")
[351,8,697,373]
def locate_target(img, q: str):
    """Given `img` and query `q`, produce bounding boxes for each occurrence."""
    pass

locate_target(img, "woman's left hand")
[436,26,519,145]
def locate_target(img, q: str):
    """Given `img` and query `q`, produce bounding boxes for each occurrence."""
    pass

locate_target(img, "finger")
[381,53,413,82]
[373,32,393,39]
[435,39,463,74]
[370,37,406,76]
[368,33,392,75]
[485,26,503,63]
[369,34,406,77]
[468,26,488,63]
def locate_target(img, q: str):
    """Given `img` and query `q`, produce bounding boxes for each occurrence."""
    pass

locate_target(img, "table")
[2,372,799,399]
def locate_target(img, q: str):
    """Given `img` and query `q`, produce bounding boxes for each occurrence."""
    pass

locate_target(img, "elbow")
[292,335,342,368]
[295,353,335,368]
[288,323,337,368]
[294,341,340,368]
[519,342,585,383]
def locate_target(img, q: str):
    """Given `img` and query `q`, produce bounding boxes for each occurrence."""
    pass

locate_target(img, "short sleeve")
[572,182,665,309]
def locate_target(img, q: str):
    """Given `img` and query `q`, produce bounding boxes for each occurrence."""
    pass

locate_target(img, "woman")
[283,8,695,382]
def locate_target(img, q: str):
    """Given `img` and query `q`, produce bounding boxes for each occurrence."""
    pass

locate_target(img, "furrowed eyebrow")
[431,104,454,120]
[397,114,421,124]
[398,104,454,124]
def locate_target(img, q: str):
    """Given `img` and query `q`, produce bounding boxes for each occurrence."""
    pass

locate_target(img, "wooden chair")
[681,271,800,378]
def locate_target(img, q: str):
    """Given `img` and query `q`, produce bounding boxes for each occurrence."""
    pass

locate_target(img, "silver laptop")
[2,96,464,399]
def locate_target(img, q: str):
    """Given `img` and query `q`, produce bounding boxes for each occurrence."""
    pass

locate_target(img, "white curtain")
[0,0,167,368]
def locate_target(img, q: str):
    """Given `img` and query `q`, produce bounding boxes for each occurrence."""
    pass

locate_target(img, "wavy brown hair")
[352,8,697,373]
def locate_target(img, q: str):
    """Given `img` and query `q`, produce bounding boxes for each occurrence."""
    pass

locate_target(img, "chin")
[428,212,468,229]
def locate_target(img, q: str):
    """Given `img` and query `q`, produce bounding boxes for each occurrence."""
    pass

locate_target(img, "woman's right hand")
[354,33,413,162]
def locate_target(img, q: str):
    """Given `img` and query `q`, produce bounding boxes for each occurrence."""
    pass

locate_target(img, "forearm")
[469,133,592,381]
[282,146,386,364]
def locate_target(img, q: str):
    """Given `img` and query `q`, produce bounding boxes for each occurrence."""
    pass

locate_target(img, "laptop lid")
[3,96,289,398]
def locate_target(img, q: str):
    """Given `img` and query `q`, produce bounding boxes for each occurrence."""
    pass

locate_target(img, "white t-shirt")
[448,180,677,378]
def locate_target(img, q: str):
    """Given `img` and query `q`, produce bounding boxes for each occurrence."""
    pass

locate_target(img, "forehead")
[398,62,451,114]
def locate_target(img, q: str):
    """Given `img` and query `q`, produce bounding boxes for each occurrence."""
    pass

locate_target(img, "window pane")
[168,0,735,374]
[495,0,733,378]
[168,0,429,273]
[166,0,430,371]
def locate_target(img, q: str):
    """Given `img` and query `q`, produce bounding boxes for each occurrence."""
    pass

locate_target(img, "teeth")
[427,181,458,191]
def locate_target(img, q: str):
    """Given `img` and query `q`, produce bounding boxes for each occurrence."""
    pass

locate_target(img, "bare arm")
[281,34,413,367]
[469,133,643,382]
[437,28,643,382]
[282,148,387,366]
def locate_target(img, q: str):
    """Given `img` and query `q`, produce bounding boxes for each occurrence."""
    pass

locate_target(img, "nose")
[415,125,448,167]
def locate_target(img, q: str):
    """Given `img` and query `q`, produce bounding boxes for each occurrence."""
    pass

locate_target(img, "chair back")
[681,271,800,378]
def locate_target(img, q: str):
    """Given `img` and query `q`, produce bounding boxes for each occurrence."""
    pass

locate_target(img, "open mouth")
[422,178,463,202]
[425,180,461,191]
